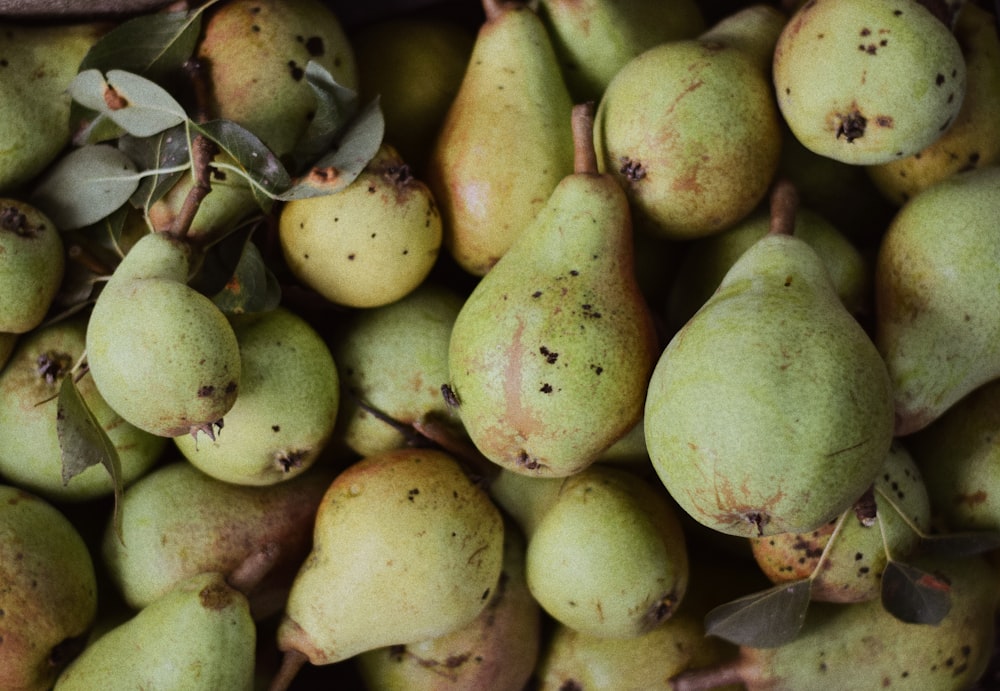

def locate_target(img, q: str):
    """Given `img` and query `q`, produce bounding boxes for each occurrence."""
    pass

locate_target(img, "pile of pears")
[3,0,1000,689]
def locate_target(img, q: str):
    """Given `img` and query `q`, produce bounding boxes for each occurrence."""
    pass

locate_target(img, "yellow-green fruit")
[0,485,98,691]
[0,22,105,193]
[0,199,65,333]
[279,144,442,308]
[85,231,241,438]
[353,18,475,173]
[174,306,339,486]
[0,317,166,502]
[197,0,357,159]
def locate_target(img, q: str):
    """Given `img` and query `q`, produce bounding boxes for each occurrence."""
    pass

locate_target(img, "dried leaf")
[703,579,813,648]
[880,559,952,625]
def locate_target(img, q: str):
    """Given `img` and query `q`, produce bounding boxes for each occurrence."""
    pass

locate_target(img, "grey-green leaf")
[286,60,360,172]
[881,560,952,625]
[69,69,188,137]
[704,579,813,648]
[917,531,1000,559]
[211,238,282,315]
[193,119,291,209]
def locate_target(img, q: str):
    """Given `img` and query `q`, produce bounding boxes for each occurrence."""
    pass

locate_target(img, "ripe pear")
[773,0,967,165]
[0,485,98,691]
[85,230,241,438]
[174,306,339,485]
[0,316,166,502]
[874,165,1000,435]
[196,0,357,159]
[425,0,575,276]
[750,442,931,603]
[54,571,256,691]
[332,281,464,457]
[279,144,442,308]
[274,447,505,673]
[356,522,540,691]
[671,554,999,690]
[525,465,690,639]
[594,4,785,240]
[866,2,1000,204]
[0,21,106,192]
[645,211,895,538]
[101,460,333,612]
[353,18,475,173]
[446,103,657,477]
[536,0,706,102]
[0,199,65,333]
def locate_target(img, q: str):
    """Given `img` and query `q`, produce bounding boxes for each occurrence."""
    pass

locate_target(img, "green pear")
[332,281,464,457]
[910,378,1000,532]
[0,21,106,193]
[425,0,575,276]
[279,144,442,308]
[274,447,505,674]
[102,460,333,612]
[487,466,565,538]
[874,165,1000,435]
[174,306,339,485]
[85,230,241,438]
[645,220,895,538]
[773,0,967,165]
[525,465,690,639]
[536,0,706,102]
[0,316,166,502]
[594,5,785,240]
[446,103,658,477]
[54,571,256,691]
[671,554,999,690]
[867,2,1000,204]
[196,0,357,159]
[750,441,931,603]
[0,199,65,333]
[0,485,98,691]
[352,18,475,173]
[356,522,540,691]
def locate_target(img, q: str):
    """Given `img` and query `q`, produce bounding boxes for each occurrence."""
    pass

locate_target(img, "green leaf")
[881,560,952,625]
[119,125,191,208]
[193,119,292,209]
[286,60,361,172]
[703,579,813,648]
[916,530,1000,558]
[31,145,140,230]
[68,69,188,137]
[78,7,208,79]
[211,237,282,315]
[277,96,385,201]
[56,373,124,541]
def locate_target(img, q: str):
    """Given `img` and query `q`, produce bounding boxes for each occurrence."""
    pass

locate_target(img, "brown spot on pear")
[0,199,64,334]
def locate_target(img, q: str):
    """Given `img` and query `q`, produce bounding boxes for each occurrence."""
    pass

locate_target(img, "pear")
[487,466,565,538]
[525,464,690,639]
[874,165,1000,435]
[174,306,339,485]
[85,230,241,438]
[0,316,166,502]
[352,17,475,173]
[273,447,505,680]
[594,4,785,240]
[866,3,1000,204]
[101,460,333,612]
[645,186,895,538]
[356,522,540,691]
[773,0,967,165]
[425,0,575,276]
[279,144,442,309]
[446,102,658,477]
[750,441,931,603]
[54,571,256,691]
[0,485,98,691]
[332,281,464,457]
[910,378,1000,532]
[536,0,706,103]
[0,21,106,192]
[196,0,357,159]
[670,554,999,690]
[0,199,65,333]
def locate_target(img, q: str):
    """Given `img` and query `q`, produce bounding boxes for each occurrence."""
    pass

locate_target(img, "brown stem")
[268,649,308,691]
[482,0,513,22]
[412,413,501,489]
[66,242,112,277]
[182,57,212,125]
[170,133,217,239]
[670,660,747,691]
[767,177,799,237]
[571,102,599,175]
[226,542,281,596]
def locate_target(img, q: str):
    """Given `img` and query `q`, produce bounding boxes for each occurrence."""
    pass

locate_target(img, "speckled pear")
[0,199,64,333]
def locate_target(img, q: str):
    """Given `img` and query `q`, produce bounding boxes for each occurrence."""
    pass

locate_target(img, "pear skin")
[0,199,64,333]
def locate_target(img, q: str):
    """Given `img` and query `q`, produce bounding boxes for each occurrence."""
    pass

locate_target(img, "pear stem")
[268,649,308,691]
[226,542,281,596]
[767,177,799,237]
[571,102,599,175]
[481,0,509,22]
[670,659,747,691]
